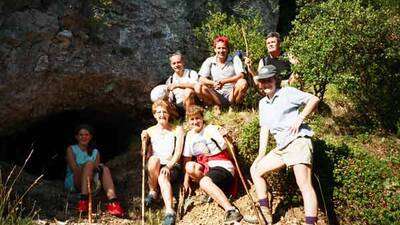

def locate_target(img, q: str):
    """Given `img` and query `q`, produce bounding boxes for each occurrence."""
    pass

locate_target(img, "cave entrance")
[0,108,145,180]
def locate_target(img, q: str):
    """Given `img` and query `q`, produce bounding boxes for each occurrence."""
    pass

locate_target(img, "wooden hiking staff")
[87,176,92,224]
[223,136,267,225]
[141,136,148,225]
[176,186,185,220]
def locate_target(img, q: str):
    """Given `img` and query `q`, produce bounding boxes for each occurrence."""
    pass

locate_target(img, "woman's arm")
[182,156,193,194]
[95,151,100,167]
[167,126,184,169]
[66,146,80,175]
[289,95,319,134]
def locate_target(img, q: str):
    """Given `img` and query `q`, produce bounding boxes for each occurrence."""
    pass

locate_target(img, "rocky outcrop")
[0,0,279,135]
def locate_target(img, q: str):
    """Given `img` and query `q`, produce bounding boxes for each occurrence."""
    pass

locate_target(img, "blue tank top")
[65,145,98,177]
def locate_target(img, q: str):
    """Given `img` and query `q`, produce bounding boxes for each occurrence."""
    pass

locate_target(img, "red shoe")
[77,199,88,212]
[106,201,124,217]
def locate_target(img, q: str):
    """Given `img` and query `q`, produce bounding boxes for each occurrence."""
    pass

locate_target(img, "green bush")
[285,0,400,130]
[312,137,400,225]
[194,7,266,62]
[237,116,260,166]
[333,151,400,225]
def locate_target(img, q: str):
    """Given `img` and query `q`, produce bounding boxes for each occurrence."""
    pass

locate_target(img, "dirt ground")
[5,148,328,225]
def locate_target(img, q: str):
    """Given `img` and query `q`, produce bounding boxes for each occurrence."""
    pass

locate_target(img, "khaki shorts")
[270,137,313,167]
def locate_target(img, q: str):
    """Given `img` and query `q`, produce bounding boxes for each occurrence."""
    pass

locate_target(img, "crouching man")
[182,105,242,224]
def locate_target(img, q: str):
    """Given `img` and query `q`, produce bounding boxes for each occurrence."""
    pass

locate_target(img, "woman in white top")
[182,105,243,224]
[141,100,184,225]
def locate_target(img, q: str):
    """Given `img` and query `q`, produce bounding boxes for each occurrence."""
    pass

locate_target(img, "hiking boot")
[76,199,88,213]
[106,201,124,217]
[144,193,157,207]
[224,208,243,224]
[162,213,176,225]
[243,206,272,224]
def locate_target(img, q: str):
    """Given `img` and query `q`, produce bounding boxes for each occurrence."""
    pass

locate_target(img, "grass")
[0,148,43,225]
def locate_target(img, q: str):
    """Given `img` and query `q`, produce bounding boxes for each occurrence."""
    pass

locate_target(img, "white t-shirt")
[166,69,199,104]
[183,124,234,175]
[147,125,178,165]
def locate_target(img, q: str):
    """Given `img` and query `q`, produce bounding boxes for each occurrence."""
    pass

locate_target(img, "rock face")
[0,0,279,135]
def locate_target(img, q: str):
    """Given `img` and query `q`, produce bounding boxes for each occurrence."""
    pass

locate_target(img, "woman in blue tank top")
[65,124,124,217]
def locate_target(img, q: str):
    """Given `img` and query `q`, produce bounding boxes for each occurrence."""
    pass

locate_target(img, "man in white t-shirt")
[166,52,219,113]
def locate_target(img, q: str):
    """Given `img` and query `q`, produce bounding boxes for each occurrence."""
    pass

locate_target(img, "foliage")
[333,150,400,224]
[285,0,400,130]
[237,116,259,166]
[193,5,266,64]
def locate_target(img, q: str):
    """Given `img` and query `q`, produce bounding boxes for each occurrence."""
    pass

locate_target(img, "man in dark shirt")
[245,32,300,88]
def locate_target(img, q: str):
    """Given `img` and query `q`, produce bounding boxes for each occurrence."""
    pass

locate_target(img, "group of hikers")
[64,32,320,225]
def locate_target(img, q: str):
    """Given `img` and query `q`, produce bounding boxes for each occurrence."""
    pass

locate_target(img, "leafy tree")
[285,0,400,130]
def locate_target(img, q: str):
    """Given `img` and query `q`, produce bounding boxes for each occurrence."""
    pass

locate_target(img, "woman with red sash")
[182,105,242,224]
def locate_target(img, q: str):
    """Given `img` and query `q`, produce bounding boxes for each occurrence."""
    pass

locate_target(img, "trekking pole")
[223,137,267,225]
[87,177,92,224]
[141,136,148,225]
[177,186,185,220]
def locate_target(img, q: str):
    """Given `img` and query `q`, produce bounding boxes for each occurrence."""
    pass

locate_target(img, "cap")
[255,65,277,80]
[150,85,168,102]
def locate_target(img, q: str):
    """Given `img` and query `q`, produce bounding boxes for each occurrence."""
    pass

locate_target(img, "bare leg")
[147,156,161,195]
[199,176,233,211]
[195,84,221,106]
[293,164,318,217]
[250,152,285,200]
[81,161,96,195]
[73,169,83,191]
[183,88,195,110]
[101,166,117,199]
[230,78,248,104]
[158,172,174,213]
[185,161,233,211]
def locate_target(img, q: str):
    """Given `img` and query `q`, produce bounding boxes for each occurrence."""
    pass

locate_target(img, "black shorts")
[205,166,233,193]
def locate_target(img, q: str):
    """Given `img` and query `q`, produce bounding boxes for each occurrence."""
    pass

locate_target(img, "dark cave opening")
[0,108,145,181]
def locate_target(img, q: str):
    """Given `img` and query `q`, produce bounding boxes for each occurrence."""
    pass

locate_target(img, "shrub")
[313,137,400,225]
[333,151,400,225]
[285,0,400,130]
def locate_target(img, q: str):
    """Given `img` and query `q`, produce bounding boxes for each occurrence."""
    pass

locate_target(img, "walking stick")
[87,177,92,224]
[141,136,148,225]
[176,186,185,220]
[223,136,267,225]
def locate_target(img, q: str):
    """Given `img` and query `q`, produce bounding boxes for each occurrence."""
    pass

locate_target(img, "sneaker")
[106,201,124,217]
[224,208,243,224]
[76,199,88,212]
[162,213,176,225]
[144,193,157,207]
[243,206,272,224]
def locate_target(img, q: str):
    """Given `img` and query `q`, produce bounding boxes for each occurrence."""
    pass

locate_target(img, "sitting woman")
[64,124,124,217]
[182,105,242,224]
[141,100,184,225]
